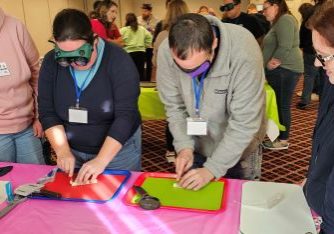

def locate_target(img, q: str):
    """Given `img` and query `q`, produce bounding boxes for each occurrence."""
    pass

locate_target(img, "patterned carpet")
[141,79,319,184]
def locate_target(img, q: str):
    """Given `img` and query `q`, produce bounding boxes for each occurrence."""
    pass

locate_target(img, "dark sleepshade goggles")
[220,1,240,12]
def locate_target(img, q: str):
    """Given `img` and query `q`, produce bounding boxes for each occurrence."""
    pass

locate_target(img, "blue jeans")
[266,67,300,140]
[72,127,142,171]
[0,126,45,164]
[301,53,319,105]
[192,145,263,180]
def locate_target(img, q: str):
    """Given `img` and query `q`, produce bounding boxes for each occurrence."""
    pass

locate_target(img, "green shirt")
[120,25,152,53]
[263,14,304,73]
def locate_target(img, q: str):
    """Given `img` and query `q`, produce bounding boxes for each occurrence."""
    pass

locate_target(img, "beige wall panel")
[118,0,135,26]
[22,0,52,56]
[48,0,68,23]
[68,0,85,10]
[0,0,25,22]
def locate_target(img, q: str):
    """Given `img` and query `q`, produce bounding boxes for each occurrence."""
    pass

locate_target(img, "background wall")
[0,0,311,55]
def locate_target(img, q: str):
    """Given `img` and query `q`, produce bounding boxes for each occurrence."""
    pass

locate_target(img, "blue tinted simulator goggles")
[53,42,93,67]
[220,3,236,12]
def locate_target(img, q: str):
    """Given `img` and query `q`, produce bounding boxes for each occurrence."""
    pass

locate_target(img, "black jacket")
[304,76,334,234]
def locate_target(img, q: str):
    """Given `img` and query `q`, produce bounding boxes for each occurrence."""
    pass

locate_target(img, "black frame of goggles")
[220,3,237,12]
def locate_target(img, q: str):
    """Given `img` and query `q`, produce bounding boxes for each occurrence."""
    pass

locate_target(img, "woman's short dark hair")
[308,0,334,47]
[169,13,214,60]
[53,9,94,44]
[125,13,139,31]
[265,0,291,24]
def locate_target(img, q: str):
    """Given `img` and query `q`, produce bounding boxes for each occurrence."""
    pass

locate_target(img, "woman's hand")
[32,119,44,138]
[74,158,108,185]
[57,152,76,177]
[267,58,281,70]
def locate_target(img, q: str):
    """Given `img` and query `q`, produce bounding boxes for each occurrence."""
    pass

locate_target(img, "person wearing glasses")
[303,1,334,233]
[38,9,141,185]
[0,8,44,164]
[157,13,266,190]
[261,0,304,150]
[221,0,265,44]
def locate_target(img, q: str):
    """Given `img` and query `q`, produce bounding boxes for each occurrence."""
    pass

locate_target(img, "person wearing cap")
[137,3,159,81]
[157,13,266,190]
[221,0,265,44]
[0,7,44,164]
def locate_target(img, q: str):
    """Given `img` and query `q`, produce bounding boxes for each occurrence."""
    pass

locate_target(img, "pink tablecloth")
[0,162,244,234]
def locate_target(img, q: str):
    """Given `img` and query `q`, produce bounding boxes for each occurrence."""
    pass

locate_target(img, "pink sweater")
[0,8,40,134]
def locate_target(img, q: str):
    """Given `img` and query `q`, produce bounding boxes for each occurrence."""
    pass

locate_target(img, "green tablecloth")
[139,84,285,131]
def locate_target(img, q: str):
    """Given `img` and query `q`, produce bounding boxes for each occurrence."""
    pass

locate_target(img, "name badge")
[69,107,88,124]
[187,117,207,135]
[0,63,10,77]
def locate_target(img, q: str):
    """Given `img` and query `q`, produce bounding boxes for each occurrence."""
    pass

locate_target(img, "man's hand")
[57,152,76,177]
[74,158,107,185]
[32,119,44,138]
[178,168,214,191]
[175,149,194,181]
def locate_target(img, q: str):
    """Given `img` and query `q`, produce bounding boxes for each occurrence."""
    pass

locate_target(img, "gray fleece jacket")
[157,15,267,179]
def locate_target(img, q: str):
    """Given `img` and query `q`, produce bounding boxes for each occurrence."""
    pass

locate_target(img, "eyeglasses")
[263,5,273,11]
[316,53,334,67]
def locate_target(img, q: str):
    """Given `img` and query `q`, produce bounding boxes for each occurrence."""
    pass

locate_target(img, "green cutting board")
[134,177,225,211]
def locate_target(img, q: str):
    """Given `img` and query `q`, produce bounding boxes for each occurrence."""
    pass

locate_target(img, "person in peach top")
[0,8,44,164]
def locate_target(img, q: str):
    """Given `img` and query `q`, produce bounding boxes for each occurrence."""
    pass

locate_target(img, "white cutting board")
[240,181,316,234]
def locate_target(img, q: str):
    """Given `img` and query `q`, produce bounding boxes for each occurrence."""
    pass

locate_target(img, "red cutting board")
[40,170,130,203]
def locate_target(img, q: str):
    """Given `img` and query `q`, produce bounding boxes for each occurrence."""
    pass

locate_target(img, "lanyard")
[69,67,92,108]
[192,72,207,117]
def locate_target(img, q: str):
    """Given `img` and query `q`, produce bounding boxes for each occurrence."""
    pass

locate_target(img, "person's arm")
[272,15,296,61]
[18,21,43,137]
[75,48,141,183]
[38,53,75,175]
[157,40,195,179]
[144,27,153,48]
[156,41,195,154]
[45,125,75,177]
[204,38,266,180]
